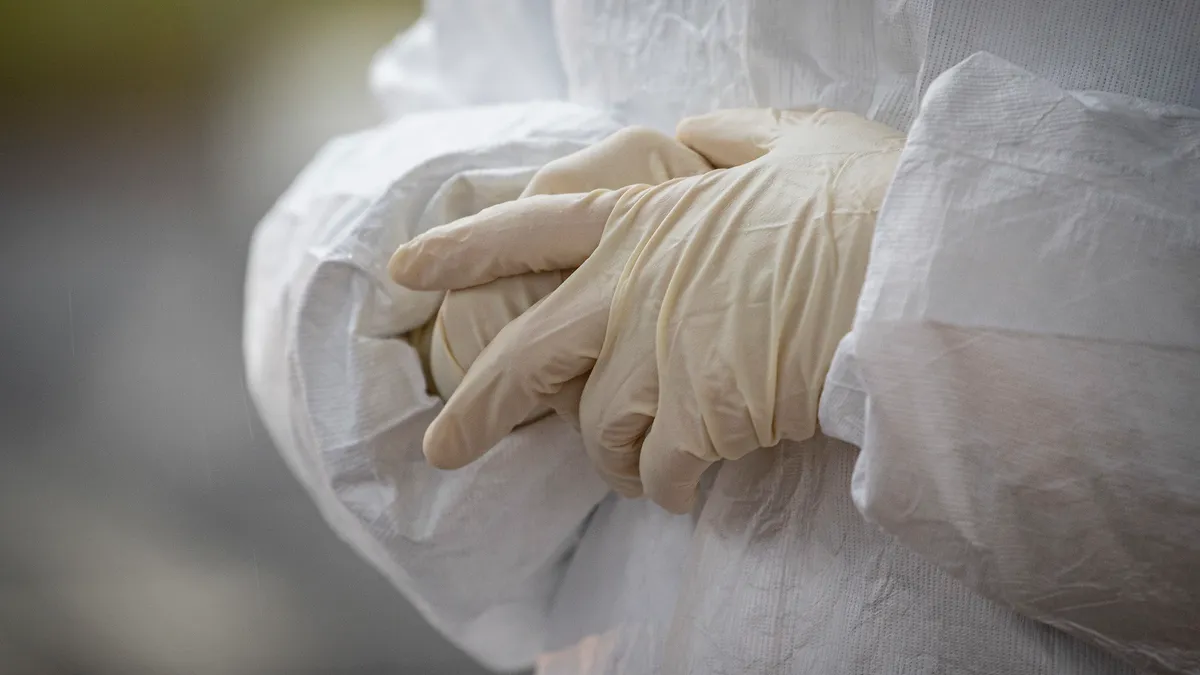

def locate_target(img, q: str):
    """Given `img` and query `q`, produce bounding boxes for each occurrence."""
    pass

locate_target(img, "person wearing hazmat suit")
[244,1,1200,673]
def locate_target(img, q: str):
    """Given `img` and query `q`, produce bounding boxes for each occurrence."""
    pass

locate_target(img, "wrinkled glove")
[393,109,904,513]
[415,127,713,423]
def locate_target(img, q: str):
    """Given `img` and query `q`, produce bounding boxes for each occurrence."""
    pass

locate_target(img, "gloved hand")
[392,109,905,513]
[412,126,713,425]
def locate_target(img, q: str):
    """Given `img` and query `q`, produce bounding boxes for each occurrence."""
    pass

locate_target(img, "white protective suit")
[245,1,1200,673]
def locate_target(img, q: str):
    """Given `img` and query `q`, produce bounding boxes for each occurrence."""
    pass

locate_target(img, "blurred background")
[0,1,493,673]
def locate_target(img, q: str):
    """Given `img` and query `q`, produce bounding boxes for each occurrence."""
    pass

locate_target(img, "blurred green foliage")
[0,0,419,101]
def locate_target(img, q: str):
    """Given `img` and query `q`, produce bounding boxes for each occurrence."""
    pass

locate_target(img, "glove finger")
[639,422,714,515]
[522,126,712,198]
[676,107,821,168]
[594,442,645,499]
[389,190,624,291]
[580,404,650,499]
[435,271,566,380]
[543,372,587,432]
[578,332,660,497]
[422,267,609,469]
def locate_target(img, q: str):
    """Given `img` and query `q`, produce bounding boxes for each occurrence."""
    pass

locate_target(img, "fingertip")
[422,415,473,470]
[611,478,645,500]
[640,440,711,515]
[583,437,646,500]
[654,484,698,515]
[659,492,695,515]
[388,241,424,289]
[650,474,697,514]
[592,455,645,499]
[389,228,476,291]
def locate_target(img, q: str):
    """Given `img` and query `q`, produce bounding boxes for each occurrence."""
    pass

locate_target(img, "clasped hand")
[392,108,904,513]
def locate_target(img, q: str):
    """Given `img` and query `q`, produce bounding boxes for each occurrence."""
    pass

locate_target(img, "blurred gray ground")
[0,2,491,673]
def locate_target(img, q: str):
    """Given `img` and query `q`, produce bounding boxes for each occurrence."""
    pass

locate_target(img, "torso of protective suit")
[247,1,1200,673]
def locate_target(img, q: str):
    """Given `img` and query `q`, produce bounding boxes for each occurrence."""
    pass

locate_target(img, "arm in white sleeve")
[243,103,618,670]
[849,54,1200,673]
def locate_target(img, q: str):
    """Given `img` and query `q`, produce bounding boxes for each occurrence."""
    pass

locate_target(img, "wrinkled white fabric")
[665,440,1134,675]
[371,0,1200,132]
[243,101,619,670]
[246,2,1200,673]
[370,0,564,119]
[538,441,1137,675]
[845,53,1200,674]
[552,0,1199,132]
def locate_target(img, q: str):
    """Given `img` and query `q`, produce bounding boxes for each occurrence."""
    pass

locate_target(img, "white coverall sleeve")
[243,103,618,671]
[843,54,1200,674]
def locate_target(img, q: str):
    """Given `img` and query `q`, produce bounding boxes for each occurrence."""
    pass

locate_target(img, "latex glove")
[416,127,713,421]
[392,109,905,513]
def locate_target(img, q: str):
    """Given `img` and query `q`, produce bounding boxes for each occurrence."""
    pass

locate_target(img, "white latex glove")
[417,127,713,420]
[392,109,905,513]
